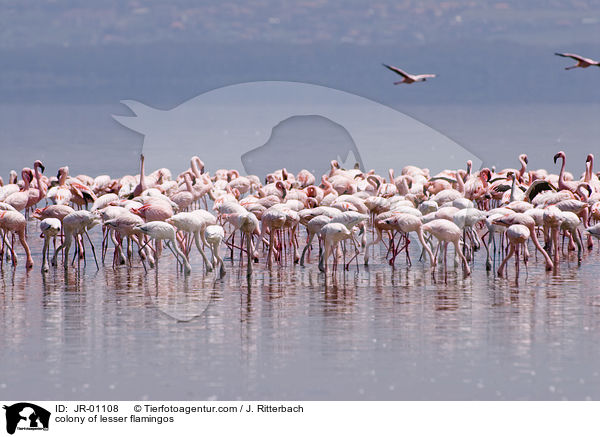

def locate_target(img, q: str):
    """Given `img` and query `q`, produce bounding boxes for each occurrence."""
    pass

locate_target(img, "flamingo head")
[34,160,45,173]
[480,168,492,182]
[22,168,33,182]
[586,154,594,163]
[553,151,565,164]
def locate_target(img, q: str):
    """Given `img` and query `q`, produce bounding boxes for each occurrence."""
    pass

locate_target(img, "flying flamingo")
[555,52,600,70]
[382,63,437,84]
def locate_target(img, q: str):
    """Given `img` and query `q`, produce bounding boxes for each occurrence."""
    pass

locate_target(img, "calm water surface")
[1,221,600,400]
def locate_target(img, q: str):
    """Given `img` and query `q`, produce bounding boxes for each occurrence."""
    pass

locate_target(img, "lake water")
[0,102,599,400]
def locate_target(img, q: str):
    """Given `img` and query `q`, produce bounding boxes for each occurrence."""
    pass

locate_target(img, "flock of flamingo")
[0,151,599,280]
[383,52,599,84]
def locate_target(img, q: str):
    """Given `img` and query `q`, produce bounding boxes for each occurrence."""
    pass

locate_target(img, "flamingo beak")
[39,164,45,173]
[523,156,528,164]
[553,153,560,163]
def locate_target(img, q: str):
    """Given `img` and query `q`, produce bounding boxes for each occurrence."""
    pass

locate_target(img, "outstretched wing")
[555,52,584,62]
[382,63,410,79]
[524,179,557,201]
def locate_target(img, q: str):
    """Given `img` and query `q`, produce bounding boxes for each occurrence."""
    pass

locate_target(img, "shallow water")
[1,220,600,400]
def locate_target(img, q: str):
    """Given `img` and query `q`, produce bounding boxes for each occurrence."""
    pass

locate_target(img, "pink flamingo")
[26,160,48,210]
[492,212,554,271]
[132,200,173,222]
[133,154,148,198]
[318,223,354,273]
[555,52,600,70]
[170,172,194,211]
[4,170,31,212]
[0,210,34,269]
[33,204,76,222]
[496,224,530,278]
[40,218,61,272]
[421,219,470,276]
[383,63,437,84]
[554,151,579,193]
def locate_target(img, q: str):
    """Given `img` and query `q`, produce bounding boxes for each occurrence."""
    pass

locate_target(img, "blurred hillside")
[1,1,599,104]
[2,0,600,47]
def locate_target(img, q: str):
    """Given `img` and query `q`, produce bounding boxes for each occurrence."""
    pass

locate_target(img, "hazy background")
[0,0,599,174]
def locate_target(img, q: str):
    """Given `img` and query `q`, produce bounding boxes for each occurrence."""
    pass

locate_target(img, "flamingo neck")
[509,175,516,203]
[519,157,527,179]
[558,156,566,185]
[456,171,465,195]
[184,173,193,192]
[139,156,146,186]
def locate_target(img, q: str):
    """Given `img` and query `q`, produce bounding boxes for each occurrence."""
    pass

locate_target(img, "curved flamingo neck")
[34,163,47,197]
[509,174,516,202]
[184,173,193,192]
[456,171,465,195]
[519,156,527,179]
[21,172,31,191]
[139,155,146,187]
[576,183,589,201]
[191,157,204,177]
[585,155,594,182]
[34,163,42,186]
[58,169,68,186]
[558,155,567,189]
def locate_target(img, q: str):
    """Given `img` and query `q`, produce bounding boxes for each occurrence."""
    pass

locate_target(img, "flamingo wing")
[524,180,557,202]
[382,63,410,79]
[555,52,580,60]
[555,52,589,63]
